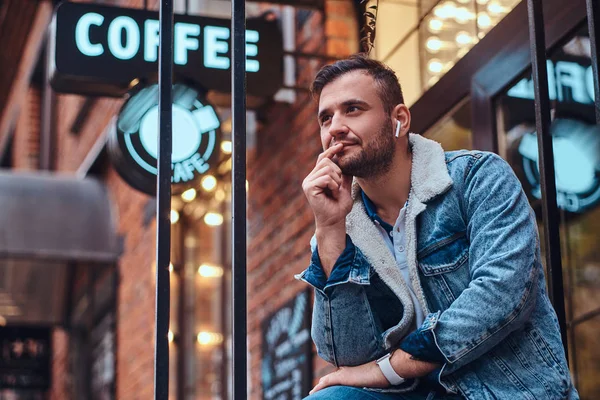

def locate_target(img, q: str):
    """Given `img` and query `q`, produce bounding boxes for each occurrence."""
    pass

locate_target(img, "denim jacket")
[296,133,579,399]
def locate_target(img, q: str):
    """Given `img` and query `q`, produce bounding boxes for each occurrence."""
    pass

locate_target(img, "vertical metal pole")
[154,0,173,399]
[231,0,247,396]
[526,0,568,360]
[586,0,600,124]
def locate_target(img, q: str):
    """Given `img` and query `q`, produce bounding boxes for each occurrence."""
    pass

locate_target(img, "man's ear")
[392,104,411,138]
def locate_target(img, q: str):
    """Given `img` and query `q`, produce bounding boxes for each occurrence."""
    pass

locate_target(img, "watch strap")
[376,352,405,386]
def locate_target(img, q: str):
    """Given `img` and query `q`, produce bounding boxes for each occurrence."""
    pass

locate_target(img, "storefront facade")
[0,0,598,399]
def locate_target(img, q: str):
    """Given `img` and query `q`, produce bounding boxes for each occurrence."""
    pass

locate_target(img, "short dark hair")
[310,53,404,114]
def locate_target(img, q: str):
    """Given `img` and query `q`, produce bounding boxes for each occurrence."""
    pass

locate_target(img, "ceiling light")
[456,31,473,46]
[201,175,217,192]
[433,2,457,19]
[477,12,492,28]
[204,212,223,226]
[221,140,232,154]
[428,59,444,74]
[181,188,197,202]
[454,7,474,24]
[426,37,443,53]
[198,264,224,278]
[428,19,443,32]
[170,210,179,224]
[488,1,507,15]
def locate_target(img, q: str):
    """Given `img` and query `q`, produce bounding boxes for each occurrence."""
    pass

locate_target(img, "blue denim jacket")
[296,133,579,399]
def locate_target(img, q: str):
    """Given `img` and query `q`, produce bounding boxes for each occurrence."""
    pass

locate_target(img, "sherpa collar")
[350,133,453,203]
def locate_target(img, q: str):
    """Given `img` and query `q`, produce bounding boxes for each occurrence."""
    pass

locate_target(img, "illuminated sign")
[50,2,283,98]
[508,60,595,105]
[107,83,221,195]
[518,119,600,213]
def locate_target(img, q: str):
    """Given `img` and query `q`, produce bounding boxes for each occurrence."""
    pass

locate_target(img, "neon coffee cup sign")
[108,84,221,195]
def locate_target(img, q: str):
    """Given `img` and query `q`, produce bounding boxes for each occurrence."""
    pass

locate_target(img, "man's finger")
[309,374,336,395]
[307,166,342,187]
[309,176,340,195]
[316,143,343,164]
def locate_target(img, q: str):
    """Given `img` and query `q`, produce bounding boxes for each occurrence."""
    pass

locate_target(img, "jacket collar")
[351,133,453,203]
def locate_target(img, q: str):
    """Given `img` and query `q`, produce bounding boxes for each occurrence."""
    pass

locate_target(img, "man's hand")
[302,143,354,230]
[309,349,440,394]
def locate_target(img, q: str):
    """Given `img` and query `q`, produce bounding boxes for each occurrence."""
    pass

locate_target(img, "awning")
[0,171,119,325]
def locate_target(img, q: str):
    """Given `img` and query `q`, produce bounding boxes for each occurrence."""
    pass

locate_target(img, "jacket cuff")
[399,312,446,363]
[296,235,368,291]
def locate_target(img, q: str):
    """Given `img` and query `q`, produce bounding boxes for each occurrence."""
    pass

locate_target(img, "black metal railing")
[155,0,173,399]
[231,0,248,397]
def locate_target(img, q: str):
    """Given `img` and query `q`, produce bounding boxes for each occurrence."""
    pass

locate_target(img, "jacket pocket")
[417,231,469,276]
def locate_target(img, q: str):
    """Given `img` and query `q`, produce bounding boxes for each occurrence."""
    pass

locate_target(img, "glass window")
[423,97,473,150]
[372,0,521,105]
[495,23,600,396]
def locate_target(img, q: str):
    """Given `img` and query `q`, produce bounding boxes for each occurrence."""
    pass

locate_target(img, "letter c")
[75,12,105,57]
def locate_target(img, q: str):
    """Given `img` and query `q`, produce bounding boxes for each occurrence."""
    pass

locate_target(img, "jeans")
[304,386,464,400]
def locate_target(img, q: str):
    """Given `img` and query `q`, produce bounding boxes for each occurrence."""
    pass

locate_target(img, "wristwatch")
[376,352,405,386]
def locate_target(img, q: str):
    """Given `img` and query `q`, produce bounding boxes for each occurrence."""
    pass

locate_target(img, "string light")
[197,331,223,346]
[170,210,179,224]
[454,7,474,24]
[198,264,224,278]
[201,175,217,192]
[488,1,507,15]
[433,2,457,19]
[221,140,232,154]
[181,188,197,202]
[204,212,223,226]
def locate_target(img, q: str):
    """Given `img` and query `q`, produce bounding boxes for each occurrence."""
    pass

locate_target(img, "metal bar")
[526,0,568,360]
[231,0,247,395]
[154,0,173,399]
[586,0,600,123]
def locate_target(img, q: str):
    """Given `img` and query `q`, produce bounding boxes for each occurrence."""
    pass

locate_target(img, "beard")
[335,120,395,178]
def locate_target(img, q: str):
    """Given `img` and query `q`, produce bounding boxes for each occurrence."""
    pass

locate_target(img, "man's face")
[317,71,395,178]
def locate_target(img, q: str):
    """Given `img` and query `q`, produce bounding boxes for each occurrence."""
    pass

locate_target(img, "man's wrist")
[315,224,346,276]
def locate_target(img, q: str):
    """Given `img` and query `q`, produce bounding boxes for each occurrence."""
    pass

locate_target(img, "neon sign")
[518,119,600,213]
[108,84,221,195]
[50,2,283,98]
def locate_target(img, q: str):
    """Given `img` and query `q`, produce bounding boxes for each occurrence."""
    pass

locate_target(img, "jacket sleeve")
[426,152,541,375]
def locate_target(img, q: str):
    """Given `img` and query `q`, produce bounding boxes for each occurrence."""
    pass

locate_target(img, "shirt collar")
[360,190,394,234]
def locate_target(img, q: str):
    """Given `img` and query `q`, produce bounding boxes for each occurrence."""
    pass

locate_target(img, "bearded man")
[297,54,579,399]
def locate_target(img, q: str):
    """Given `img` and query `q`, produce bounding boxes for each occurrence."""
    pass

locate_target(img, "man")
[297,54,579,399]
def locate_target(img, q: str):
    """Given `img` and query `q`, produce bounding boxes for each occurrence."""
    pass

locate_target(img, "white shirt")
[373,204,425,329]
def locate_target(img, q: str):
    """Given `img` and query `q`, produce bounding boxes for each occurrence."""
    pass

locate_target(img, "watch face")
[108,83,222,195]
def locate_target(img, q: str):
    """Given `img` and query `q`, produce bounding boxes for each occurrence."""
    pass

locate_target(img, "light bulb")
[201,175,217,192]
[221,140,232,154]
[456,31,473,46]
[426,37,443,53]
[428,18,443,32]
[168,330,174,343]
[198,264,224,278]
[170,210,179,224]
[433,2,456,19]
[168,263,174,272]
[428,59,444,73]
[454,7,473,24]
[181,188,197,202]
[204,212,223,226]
[488,1,506,15]
[477,12,492,28]
[197,331,223,346]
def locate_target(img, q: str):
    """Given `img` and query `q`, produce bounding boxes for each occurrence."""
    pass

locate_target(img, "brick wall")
[247,1,358,398]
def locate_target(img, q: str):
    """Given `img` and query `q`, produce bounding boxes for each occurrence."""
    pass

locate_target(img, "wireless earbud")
[395,120,401,138]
